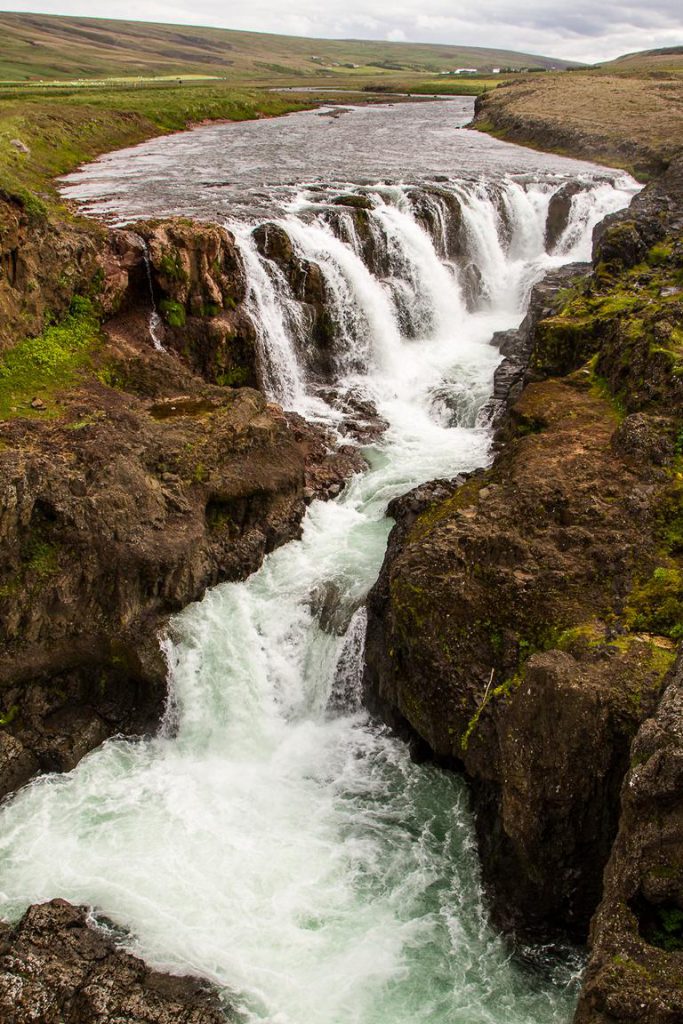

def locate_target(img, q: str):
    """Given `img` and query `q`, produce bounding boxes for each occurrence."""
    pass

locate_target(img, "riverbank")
[365,78,683,1022]
[471,71,683,179]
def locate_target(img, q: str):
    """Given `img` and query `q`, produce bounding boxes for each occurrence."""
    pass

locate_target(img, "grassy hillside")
[599,46,683,74]
[0,12,578,83]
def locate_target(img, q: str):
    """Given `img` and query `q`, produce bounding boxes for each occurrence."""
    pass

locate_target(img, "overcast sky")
[3,0,682,64]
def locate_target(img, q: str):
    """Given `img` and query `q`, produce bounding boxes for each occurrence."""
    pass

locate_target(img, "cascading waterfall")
[0,169,638,1024]
[235,226,308,408]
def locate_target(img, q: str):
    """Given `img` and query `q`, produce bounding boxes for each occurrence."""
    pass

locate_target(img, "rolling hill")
[599,45,683,74]
[0,11,579,83]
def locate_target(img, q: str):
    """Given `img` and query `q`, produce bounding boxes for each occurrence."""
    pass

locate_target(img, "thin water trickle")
[141,241,166,352]
[0,103,640,1024]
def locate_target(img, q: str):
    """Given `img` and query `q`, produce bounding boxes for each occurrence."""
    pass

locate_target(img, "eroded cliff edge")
[364,157,683,1017]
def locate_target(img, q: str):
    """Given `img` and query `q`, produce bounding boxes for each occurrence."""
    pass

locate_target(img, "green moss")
[589,367,627,421]
[408,476,482,543]
[461,672,522,751]
[0,705,19,728]
[0,296,100,419]
[216,365,250,387]
[159,298,186,328]
[647,242,674,267]
[9,184,48,221]
[193,462,208,483]
[648,905,683,952]
[612,955,652,979]
[21,537,60,578]
[201,302,222,318]
[658,476,683,553]
[158,250,187,282]
[206,506,234,532]
[625,567,683,641]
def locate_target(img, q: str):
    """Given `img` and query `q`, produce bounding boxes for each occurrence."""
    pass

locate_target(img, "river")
[0,100,639,1024]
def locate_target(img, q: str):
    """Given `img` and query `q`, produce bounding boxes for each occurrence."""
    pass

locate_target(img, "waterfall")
[234,226,308,408]
[140,241,166,352]
[0,169,637,1024]
[234,176,634,427]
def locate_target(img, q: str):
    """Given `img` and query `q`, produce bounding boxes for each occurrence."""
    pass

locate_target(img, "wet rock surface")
[0,900,226,1024]
[479,262,590,434]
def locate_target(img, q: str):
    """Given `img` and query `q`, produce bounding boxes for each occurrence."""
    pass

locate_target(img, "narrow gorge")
[1,96,680,1024]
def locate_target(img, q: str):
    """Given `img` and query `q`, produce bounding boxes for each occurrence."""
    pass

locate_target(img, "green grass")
[625,567,683,641]
[0,296,101,418]
[394,78,500,96]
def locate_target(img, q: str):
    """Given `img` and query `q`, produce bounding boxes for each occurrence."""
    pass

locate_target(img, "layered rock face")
[364,158,683,989]
[365,369,677,940]
[0,900,226,1024]
[575,659,683,1024]
[0,192,102,350]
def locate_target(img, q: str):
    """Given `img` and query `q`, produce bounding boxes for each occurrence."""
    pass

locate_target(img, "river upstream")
[0,100,639,1023]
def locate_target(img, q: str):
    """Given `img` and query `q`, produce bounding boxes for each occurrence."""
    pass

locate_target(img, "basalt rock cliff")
[364,158,683,1016]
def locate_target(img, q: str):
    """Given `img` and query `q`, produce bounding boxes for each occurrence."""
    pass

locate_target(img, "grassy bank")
[385,77,500,96]
[0,81,315,207]
[472,71,683,178]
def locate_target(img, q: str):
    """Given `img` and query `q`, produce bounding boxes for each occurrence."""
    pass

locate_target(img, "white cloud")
[3,0,682,63]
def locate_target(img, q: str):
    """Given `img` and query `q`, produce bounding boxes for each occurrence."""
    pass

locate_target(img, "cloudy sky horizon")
[2,1,682,64]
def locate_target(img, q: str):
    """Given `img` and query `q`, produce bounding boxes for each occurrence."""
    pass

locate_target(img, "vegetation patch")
[625,567,683,641]
[159,298,186,328]
[215,365,250,387]
[0,295,101,418]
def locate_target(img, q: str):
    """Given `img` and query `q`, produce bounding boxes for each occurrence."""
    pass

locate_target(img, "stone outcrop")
[0,192,102,351]
[365,369,678,940]
[574,658,683,1024]
[139,220,260,389]
[0,357,305,798]
[0,900,226,1024]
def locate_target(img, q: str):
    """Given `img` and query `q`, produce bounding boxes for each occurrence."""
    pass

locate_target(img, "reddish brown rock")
[0,900,225,1024]
[574,659,683,1024]
[365,369,679,940]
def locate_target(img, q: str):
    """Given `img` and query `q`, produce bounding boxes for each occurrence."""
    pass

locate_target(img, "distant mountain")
[0,12,581,82]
